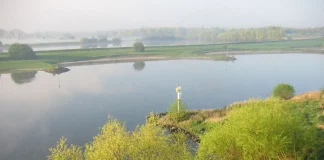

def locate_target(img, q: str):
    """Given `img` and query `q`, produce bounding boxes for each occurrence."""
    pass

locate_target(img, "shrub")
[47,137,83,160]
[197,99,320,159]
[8,43,36,59]
[272,83,295,99]
[167,99,189,122]
[48,116,193,160]
[133,42,145,52]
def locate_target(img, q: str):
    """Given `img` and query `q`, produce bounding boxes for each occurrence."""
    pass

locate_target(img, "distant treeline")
[0,29,75,40]
[103,27,324,42]
[1,27,324,43]
[80,37,121,45]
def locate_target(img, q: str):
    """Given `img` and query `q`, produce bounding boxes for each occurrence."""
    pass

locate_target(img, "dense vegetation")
[80,37,121,46]
[198,99,322,159]
[47,116,193,160]
[133,42,145,52]
[1,27,324,43]
[8,43,36,59]
[272,83,295,99]
[103,27,324,43]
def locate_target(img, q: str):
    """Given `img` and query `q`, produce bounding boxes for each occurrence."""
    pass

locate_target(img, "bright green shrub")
[168,99,189,122]
[47,137,83,160]
[272,83,295,99]
[48,116,193,160]
[197,99,319,160]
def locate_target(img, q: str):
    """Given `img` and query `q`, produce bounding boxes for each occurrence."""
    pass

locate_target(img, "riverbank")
[154,91,324,142]
[0,39,323,73]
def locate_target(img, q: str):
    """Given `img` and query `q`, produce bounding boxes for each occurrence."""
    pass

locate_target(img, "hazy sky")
[1,0,323,32]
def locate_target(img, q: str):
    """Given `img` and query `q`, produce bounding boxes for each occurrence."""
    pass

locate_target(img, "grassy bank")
[0,39,323,73]
[155,91,324,138]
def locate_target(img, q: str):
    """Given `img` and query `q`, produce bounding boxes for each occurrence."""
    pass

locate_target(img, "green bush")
[48,116,193,160]
[8,43,36,59]
[272,83,295,99]
[197,99,320,160]
[167,99,189,122]
[133,42,145,52]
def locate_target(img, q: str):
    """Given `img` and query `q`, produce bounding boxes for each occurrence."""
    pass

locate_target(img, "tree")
[0,40,2,46]
[133,61,145,71]
[8,43,36,59]
[11,71,37,85]
[97,38,108,44]
[197,99,319,159]
[272,83,295,99]
[80,37,89,44]
[133,42,145,52]
[110,38,121,46]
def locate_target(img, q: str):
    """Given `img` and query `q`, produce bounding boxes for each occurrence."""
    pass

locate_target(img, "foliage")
[8,43,36,59]
[272,83,295,99]
[80,38,98,44]
[102,26,324,43]
[320,88,324,107]
[197,99,320,160]
[110,38,121,45]
[48,116,193,160]
[189,120,217,135]
[168,99,189,122]
[47,137,83,160]
[133,42,145,52]
[97,38,108,43]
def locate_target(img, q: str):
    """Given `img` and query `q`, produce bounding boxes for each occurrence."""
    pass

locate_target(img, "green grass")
[0,39,323,72]
[0,60,54,73]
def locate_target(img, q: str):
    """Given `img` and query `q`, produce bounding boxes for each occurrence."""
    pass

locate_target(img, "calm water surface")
[0,53,323,159]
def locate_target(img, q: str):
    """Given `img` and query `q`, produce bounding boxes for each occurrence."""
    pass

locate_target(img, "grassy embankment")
[0,39,323,73]
[155,90,324,141]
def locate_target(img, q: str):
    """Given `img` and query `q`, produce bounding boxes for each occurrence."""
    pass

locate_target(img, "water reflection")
[133,61,146,71]
[11,71,37,85]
